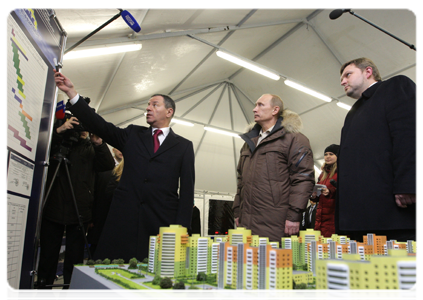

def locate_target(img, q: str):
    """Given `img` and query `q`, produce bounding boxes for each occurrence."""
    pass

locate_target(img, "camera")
[53,96,93,156]
[60,113,88,142]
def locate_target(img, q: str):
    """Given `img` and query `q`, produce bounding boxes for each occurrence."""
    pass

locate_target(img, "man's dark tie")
[153,129,162,153]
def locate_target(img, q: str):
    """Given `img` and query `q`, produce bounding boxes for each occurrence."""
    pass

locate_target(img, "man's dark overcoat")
[336,75,415,233]
[68,97,195,261]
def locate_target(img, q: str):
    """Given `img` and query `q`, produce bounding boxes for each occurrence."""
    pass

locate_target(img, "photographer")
[37,114,114,288]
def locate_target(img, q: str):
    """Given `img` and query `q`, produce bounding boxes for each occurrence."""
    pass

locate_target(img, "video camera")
[53,97,93,155]
[58,112,88,142]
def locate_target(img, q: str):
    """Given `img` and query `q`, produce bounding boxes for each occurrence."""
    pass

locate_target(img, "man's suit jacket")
[68,97,195,261]
[300,203,317,230]
[336,75,415,233]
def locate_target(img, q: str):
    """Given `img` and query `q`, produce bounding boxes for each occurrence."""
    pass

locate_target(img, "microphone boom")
[329,9,351,20]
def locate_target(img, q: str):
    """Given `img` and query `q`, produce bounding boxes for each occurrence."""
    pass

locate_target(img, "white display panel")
[7,15,48,162]
[7,194,29,289]
[7,152,34,197]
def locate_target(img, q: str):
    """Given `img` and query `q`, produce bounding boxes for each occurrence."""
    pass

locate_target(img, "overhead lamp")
[204,126,241,138]
[64,43,142,60]
[216,50,280,81]
[336,101,352,110]
[284,80,332,102]
[171,118,194,127]
[314,165,321,174]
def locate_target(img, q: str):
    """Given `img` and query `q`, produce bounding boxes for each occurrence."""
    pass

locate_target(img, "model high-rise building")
[315,249,416,289]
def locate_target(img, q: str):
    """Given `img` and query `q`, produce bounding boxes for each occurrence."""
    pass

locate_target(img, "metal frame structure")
[67,8,415,168]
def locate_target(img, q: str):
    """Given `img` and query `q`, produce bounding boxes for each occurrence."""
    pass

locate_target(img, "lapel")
[343,81,383,139]
[152,128,180,157]
[139,127,154,157]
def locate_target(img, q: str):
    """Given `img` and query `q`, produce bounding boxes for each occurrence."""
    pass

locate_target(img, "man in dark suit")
[188,205,201,235]
[54,70,195,262]
[336,58,415,242]
[300,200,317,230]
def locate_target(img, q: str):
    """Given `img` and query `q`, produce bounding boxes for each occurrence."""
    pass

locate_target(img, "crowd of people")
[37,57,415,288]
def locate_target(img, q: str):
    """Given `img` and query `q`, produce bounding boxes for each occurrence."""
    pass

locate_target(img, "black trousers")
[37,217,87,288]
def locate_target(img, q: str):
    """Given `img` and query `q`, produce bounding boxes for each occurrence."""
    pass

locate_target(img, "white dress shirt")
[152,127,170,145]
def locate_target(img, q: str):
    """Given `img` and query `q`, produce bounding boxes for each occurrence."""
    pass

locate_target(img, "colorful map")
[7,15,48,161]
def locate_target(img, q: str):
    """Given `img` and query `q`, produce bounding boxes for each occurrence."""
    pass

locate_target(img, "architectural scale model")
[77,225,420,300]
[87,225,416,290]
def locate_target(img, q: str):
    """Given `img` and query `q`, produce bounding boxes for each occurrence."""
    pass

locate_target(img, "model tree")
[196,271,207,282]
[128,257,138,269]
[152,275,162,285]
[160,277,173,289]
[173,280,185,289]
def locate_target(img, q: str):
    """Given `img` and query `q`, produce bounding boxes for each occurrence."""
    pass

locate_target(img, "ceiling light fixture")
[216,50,280,81]
[314,165,321,174]
[171,118,194,127]
[64,43,142,60]
[204,126,241,138]
[284,80,332,102]
[336,101,352,110]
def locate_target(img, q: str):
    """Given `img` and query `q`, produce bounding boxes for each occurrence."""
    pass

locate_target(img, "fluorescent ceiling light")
[284,80,332,102]
[64,43,142,60]
[171,118,194,127]
[314,165,321,174]
[204,126,240,138]
[336,102,352,110]
[216,50,280,81]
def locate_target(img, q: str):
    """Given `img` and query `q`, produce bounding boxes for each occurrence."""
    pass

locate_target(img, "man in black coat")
[87,148,123,256]
[188,205,201,235]
[54,70,195,262]
[336,58,415,242]
[300,200,317,230]
[38,118,115,288]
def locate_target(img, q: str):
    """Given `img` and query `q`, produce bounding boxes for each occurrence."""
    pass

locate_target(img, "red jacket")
[314,168,337,237]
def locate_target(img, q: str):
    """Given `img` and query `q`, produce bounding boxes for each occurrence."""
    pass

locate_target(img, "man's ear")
[272,106,280,116]
[166,108,174,118]
[365,66,374,80]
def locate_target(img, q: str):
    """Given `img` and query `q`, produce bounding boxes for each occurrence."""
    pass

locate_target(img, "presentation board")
[6,9,66,289]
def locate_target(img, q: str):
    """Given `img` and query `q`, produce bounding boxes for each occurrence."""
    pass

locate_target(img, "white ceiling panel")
[51,8,417,193]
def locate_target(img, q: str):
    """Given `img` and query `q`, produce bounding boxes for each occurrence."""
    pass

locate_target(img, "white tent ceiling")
[53,8,416,194]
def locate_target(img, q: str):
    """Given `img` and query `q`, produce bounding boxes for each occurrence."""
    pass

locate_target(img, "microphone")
[55,100,66,120]
[121,10,141,33]
[65,9,142,54]
[329,9,351,20]
[330,179,337,188]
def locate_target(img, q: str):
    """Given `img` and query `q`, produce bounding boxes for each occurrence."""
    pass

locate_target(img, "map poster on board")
[7,9,65,289]
[7,14,48,162]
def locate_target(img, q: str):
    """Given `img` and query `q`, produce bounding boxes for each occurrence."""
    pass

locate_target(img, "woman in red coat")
[312,144,339,237]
